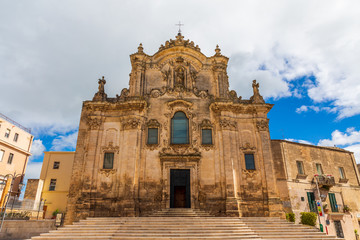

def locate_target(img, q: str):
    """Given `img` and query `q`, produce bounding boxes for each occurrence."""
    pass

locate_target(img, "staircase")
[31,209,339,240]
[241,217,338,239]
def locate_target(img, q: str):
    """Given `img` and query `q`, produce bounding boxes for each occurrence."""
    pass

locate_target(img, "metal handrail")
[0,113,31,134]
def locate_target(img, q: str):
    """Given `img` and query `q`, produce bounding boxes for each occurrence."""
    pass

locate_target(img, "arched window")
[171,111,189,144]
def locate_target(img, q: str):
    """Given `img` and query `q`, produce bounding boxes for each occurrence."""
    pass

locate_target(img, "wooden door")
[170,169,190,208]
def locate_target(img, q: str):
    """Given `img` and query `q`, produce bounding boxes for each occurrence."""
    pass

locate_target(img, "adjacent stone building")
[65,33,284,224]
[272,140,360,239]
[25,151,75,218]
[0,113,33,206]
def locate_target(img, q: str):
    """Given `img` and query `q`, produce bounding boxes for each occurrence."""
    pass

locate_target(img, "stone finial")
[250,79,265,103]
[215,45,221,56]
[93,76,107,101]
[175,32,184,42]
[137,43,144,53]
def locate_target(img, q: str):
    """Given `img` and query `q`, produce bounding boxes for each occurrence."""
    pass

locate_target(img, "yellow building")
[0,113,33,207]
[39,151,75,218]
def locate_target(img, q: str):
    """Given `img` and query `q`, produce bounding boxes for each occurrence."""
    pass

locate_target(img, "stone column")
[256,119,284,217]
[219,118,239,216]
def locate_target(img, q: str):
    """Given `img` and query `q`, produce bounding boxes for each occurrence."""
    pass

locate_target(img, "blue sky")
[1,0,360,181]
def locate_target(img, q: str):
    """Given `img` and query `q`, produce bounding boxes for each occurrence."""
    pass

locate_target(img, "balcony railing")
[0,113,31,134]
[314,175,336,188]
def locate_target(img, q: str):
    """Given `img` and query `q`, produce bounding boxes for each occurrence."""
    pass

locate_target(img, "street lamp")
[0,173,24,232]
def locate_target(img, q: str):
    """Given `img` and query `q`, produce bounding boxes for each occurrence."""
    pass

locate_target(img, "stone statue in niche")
[175,67,185,86]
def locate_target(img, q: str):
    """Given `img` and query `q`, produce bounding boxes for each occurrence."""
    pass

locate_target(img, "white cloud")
[296,105,308,113]
[30,139,46,157]
[24,161,43,180]
[285,138,313,145]
[295,105,336,114]
[345,144,360,164]
[318,128,360,147]
[318,128,360,163]
[0,0,359,131]
[50,131,78,151]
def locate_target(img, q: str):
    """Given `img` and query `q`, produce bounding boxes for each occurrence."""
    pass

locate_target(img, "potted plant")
[52,209,60,219]
[323,204,329,213]
[343,205,351,213]
[355,229,359,240]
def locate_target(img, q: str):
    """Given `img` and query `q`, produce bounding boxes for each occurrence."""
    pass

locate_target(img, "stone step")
[32,236,260,240]
[31,210,341,240]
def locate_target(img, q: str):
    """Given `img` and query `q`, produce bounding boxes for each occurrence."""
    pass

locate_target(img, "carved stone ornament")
[122,118,141,130]
[219,119,237,131]
[242,169,257,178]
[167,99,193,110]
[240,142,256,151]
[256,119,269,131]
[116,88,129,100]
[102,142,119,154]
[87,116,102,130]
[199,119,212,129]
[98,169,117,177]
[250,80,265,104]
[159,146,201,157]
[147,119,160,128]
[158,33,201,52]
[93,76,108,101]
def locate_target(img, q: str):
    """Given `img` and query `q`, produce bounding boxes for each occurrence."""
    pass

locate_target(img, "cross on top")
[175,21,184,34]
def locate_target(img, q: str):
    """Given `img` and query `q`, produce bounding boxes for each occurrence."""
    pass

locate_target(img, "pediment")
[167,99,193,109]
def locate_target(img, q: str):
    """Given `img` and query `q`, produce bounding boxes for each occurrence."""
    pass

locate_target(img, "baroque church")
[65,32,284,224]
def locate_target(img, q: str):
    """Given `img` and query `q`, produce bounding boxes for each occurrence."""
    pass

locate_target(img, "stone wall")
[271,140,360,240]
[65,34,284,224]
[0,220,55,240]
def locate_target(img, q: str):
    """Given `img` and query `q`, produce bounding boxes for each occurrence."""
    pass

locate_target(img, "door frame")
[170,169,191,208]
[160,158,200,209]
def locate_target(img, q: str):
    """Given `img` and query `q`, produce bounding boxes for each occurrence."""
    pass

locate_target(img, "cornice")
[83,100,147,112]
[0,139,32,156]
[210,101,273,114]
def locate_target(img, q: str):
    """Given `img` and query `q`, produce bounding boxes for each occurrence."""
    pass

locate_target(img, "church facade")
[65,33,284,224]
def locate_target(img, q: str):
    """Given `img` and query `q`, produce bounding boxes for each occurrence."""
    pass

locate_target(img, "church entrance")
[170,169,190,208]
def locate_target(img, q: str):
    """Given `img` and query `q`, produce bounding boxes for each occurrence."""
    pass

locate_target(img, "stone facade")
[65,33,283,224]
[272,140,360,240]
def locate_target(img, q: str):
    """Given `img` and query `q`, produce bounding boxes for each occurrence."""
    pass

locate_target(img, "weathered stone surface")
[65,33,283,224]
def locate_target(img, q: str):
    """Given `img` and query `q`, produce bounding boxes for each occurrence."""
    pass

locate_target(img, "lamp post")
[0,173,24,232]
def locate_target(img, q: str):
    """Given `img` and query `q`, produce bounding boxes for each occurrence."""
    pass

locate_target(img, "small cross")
[175,21,184,34]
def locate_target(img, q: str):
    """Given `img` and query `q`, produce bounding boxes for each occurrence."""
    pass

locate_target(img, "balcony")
[313,175,335,188]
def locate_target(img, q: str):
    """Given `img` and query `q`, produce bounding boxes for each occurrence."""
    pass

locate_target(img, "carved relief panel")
[160,56,198,90]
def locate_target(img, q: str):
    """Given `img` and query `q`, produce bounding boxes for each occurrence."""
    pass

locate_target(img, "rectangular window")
[147,128,158,144]
[103,152,114,169]
[0,150,4,162]
[316,163,323,175]
[307,192,316,212]
[13,133,19,142]
[329,193,338,212]
[296,161,305,175]
[245,154,255,170]
[201,129,212,145]
[53,161,60,169]
[339,167,345,179]
[7,153,14,164]
[49,179,56,191]
[5,129,10,138]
